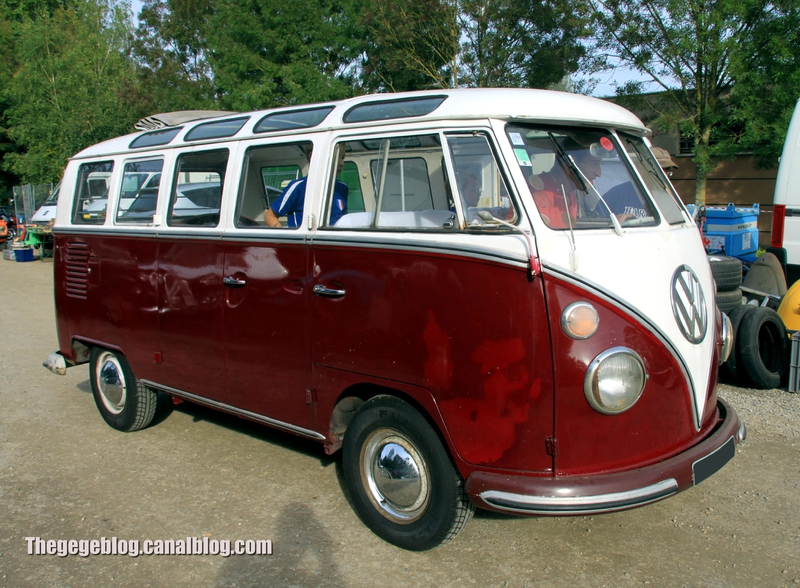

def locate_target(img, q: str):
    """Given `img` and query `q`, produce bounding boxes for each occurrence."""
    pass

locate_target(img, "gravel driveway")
[1,257,798,588]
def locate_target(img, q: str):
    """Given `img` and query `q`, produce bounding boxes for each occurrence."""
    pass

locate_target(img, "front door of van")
[309,132,555,473]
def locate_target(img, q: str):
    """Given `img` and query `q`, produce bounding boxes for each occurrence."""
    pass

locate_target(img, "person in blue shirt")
[265,146,349,228]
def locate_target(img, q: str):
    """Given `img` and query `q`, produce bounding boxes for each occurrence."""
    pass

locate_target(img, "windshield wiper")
[547,133,623,237]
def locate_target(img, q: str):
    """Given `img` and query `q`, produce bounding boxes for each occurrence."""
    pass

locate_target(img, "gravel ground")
[1,256,799,588]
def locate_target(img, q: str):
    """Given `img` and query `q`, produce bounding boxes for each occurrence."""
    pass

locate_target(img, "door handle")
[223,276,247,287]
[313,284,346,298]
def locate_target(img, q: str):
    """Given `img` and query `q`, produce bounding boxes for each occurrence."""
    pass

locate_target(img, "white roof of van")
[73,88,647,159]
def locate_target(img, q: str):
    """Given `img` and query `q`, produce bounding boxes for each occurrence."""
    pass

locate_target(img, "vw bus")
[45,89,744,551]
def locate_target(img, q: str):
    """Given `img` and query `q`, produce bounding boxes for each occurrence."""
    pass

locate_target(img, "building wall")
[666,154,778,249]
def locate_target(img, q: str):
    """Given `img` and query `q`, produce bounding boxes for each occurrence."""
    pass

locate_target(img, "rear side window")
[116,159,164,224]
[168,149,228,227]
[72,161,113,225]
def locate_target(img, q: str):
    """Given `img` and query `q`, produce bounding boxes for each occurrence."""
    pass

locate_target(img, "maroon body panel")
[157,238,227,401]
[544,276,716,476]
[311,243,555,474]
[54,231,736,501]
[55,234,159,377]
[223,242,312,427]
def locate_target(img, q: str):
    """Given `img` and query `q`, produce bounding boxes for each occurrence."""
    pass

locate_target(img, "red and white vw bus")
[45,89,743,550]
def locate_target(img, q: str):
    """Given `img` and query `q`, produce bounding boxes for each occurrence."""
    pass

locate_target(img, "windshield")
[43,183,60,206]
[506,125,660,230]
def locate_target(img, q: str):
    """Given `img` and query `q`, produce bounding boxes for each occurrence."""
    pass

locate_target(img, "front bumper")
[466,399,745,516]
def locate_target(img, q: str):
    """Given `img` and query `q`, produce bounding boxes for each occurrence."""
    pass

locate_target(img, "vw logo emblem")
[671,265,707,344]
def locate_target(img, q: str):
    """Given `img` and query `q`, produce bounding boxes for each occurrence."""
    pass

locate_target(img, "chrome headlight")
[584,347,646,415]
[719,312,733,364]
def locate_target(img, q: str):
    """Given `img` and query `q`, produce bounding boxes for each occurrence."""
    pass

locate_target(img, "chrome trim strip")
[480,478,678,515]
[139,379,326,441]
[543,263,701,430]
[312,233,529,268]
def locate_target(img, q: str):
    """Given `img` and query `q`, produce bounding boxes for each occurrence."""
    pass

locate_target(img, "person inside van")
[265,146,349,228]
[527,139,601,228]
[458,172,482,208]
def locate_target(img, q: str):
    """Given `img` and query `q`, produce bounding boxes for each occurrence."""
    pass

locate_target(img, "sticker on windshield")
[509,132,525,146]
[514,149,532,166]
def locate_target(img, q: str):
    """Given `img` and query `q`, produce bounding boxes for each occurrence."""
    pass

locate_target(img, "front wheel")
[90,347,157,432]
[342,396,474,550]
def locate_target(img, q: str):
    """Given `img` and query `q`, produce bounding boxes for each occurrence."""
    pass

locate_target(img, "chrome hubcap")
[96,352,126,415]
[361,429,430,523]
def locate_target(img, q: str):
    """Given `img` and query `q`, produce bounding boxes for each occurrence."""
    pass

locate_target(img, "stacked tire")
[720,304,788,389]
[709,255,743,313]
[710,255,789,389]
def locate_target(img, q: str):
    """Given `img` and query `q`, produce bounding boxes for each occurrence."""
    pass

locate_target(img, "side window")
[72,161,113,225]
[446,134,517,226]
[327,134,454,230]
[169,149,228,227]
[235,141,312,229]
[116,159,163,224]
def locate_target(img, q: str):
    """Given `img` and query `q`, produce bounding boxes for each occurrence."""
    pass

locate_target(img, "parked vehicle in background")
[44,89,744,551]
[769,98,800,285]
[30,182,61,225]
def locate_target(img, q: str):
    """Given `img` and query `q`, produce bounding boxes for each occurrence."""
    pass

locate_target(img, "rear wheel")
[342,396,474,551]
[90,348,156,431]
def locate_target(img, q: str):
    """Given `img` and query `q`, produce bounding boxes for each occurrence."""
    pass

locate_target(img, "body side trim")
[139,379,327,441]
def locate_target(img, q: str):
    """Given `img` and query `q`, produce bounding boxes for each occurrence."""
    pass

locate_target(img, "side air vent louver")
[65,242,90,299]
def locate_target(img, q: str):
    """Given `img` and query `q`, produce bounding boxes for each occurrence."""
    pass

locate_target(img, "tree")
[592,0,770,205]
[133,0,218,112]
[459,0,589,89]
[729,0,800,166]
[360,0,459,91]
[207,0,366,111]
[360,0,591,92]
[5,0,144,183]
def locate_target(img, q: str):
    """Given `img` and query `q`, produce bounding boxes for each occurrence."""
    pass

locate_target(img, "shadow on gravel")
[214,502,344,588]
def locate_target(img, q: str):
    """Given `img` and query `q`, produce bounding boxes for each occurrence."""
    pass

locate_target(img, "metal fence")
[11,183,55,222]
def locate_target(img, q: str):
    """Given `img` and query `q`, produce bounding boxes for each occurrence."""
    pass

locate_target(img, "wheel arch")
[324,382,458,466]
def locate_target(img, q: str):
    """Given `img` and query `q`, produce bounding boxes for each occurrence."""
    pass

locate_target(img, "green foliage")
[593,0,771,204]
[133,0,218,112]
[459,0,589,88]
[4,0,144,183]
[729,0,800,167]
[361,0,459,91]
[360,0,590,92]
[207,0,366,110]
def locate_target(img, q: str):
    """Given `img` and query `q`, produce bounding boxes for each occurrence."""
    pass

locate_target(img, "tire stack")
[710,255,789,389]
[709,255,744,313]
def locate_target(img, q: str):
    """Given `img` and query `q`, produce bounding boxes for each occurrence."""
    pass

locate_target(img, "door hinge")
[305,389,317,405]
[546,437,558,456]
